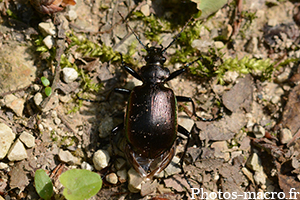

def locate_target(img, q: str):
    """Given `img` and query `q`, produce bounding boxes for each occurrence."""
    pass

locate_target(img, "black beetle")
[112,16,219,181]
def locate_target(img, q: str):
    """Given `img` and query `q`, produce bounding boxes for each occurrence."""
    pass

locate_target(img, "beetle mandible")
[112,14,218,180]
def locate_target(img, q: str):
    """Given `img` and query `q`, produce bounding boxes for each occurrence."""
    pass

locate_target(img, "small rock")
[0,123,16,159]
[245,37,258,53]
[164,156,181,177]
[93,149,110,170]
[242,167,254,184]
[58,149,79,165]
[63,67,78,83]
[254,171,266,185]
[34,93,43,106]
[19,131,35,148]
[98,116,113,138]
[128,168,143,193]
[0,162,8,169]
[178,112,194,133]
[43,35,54,49]
[7,139,27,161]
[53,117,61,125]
[117,168,127,183]
[211,141,230,161]
[106,173,118,184]
[252,124,265,138]
[221,24,233,40]
[214,41,225,49]
[115,158,126,170]
[4,94,25,117]
[66,10,77,21]
[191,39,213,50]
[140,4,150,16]
[38,22,56,36]
[222,71,239,83]
[279,128,292,144]
[276,67,291,83]
[141,180,158,196]
[81,161,94,171]
[246,152,263,172]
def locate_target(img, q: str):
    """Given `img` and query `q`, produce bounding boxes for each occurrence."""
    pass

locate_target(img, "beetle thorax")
[140,65,170,84]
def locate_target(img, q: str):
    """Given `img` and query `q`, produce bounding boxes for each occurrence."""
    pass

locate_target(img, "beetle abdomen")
[125,84,177,159]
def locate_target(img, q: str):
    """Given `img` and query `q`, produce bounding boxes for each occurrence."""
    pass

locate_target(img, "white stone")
[0,123,16,159]
[58,149,79,165]
[7,139,27,161]
[117,168,128,183]
[66,10,78,21]
[93,149,110,170]
[19,131,35,148]
[34,92,43,106]
[0,162,8,169]
[106,173,118,184]
[81,161,94,171]
[279,128,293,144]
[63,67,78,83]
[246,152,263,172]
[128,168,142,193]
[4,94,25,117]
[38,22,56,36]
[164,156,181,177]
[43,35,54,49]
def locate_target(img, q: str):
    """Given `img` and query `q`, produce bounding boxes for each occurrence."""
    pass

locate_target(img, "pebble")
[0,162,8,169]
[4,94,25,117]
[246,152,263,172]
[128,168,143,193]
[66,10,78,21]
[7,139,27,161]
[164,156,181,177]
[19,131,35,148]
[38,22,56,36]
[58,149,79,165]
[140,4,150,16]
[252,124,265,138]
[279,128,293,144]
[98,116,113,138]
[211,141,230,161]
[0,123,16,159]
[63,67,78,83]
[93,149,110,170]
[245,37,258,53]
[115,158,126,170]
[43,35,54,49]
[223,71,239,83]
[117,168,127,183]
[254,171,266,185]
[106,173,118,184]
[81,161,94,171]
[177,112,194,133]
[34,92,43,106]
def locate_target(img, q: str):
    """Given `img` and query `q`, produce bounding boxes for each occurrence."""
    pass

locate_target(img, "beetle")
[112,15,220,181]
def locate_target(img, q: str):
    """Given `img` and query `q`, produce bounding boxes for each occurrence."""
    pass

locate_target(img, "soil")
[1,0,300,199]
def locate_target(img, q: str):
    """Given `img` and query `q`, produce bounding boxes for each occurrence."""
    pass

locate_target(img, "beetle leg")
[166,57,202,82]
[176,96,222,122]
[120,53,143,81]
[111,123,124,156]
[114,88,131,95]
[178,125,192,188]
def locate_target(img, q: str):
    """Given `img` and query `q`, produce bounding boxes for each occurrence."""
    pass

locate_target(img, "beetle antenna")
[162,16,193,54]
[117,11,147,50]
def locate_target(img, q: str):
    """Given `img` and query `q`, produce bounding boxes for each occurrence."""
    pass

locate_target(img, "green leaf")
[45,87,52,96]
[59,169,102,200]
[191,0,227,19]
[41,76,50,87]
[34,169,53,200]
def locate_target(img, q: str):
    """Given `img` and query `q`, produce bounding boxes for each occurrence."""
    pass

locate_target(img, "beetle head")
[144,45,166,66]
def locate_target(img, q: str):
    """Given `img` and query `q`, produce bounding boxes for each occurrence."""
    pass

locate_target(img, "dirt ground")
[1,0,300,199]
